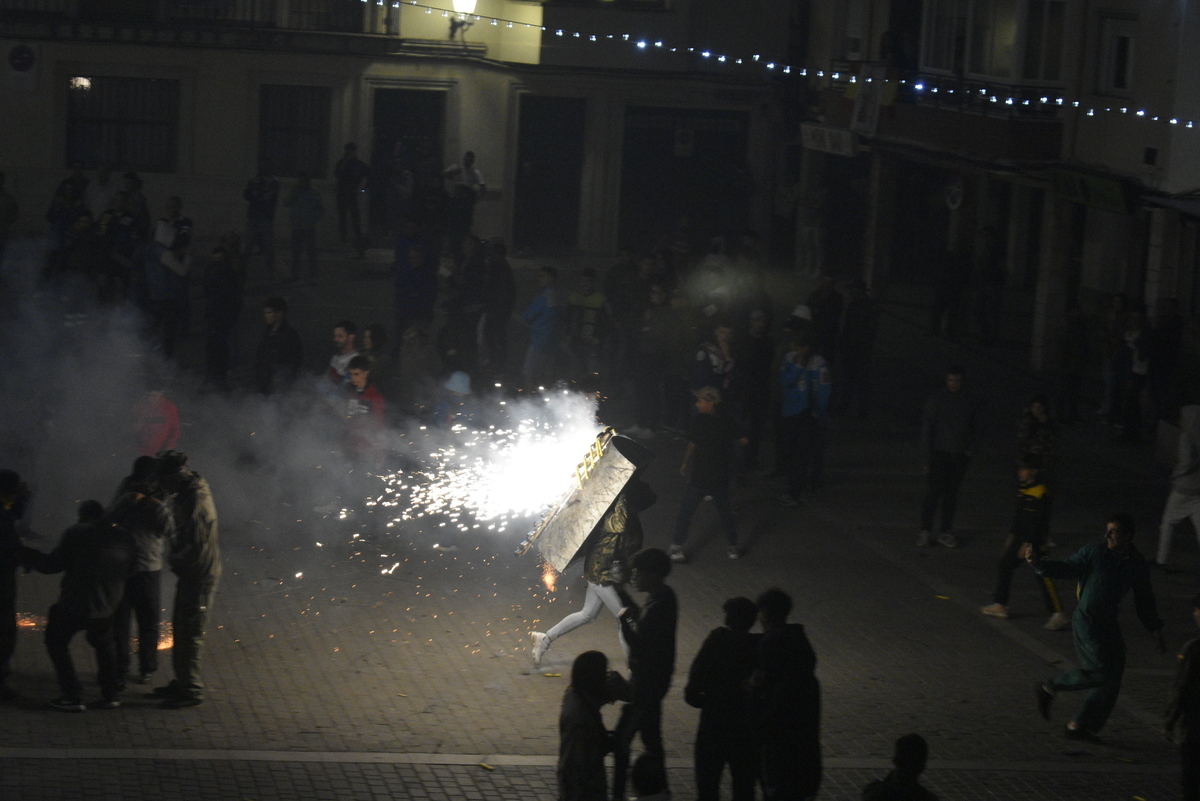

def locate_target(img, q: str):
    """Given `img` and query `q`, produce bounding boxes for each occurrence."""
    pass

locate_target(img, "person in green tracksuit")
[1025,512,1165,740]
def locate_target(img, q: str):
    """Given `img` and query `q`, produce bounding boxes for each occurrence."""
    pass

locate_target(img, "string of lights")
[367,0,1199,130]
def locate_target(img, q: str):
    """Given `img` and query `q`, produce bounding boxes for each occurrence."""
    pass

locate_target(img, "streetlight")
[449,0,476,40]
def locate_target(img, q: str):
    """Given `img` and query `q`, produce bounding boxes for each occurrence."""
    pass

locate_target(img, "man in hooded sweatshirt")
[1155,404,1200,567]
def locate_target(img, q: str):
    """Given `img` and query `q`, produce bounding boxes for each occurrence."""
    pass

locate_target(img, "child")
[980,455,1069,630]
[671,386,746,562]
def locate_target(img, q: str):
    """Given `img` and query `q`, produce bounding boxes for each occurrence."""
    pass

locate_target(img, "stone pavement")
[1,245,1195,799]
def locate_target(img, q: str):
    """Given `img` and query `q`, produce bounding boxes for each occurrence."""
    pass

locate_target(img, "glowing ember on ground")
[541,561,559,593]
[16,612,46,630]
[131,622,174,651]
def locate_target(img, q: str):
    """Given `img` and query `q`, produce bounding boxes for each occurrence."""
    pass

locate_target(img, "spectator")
[253,296,305,395]
[243,168,280,274]
[917,366,977,548]
[754,587,822,801]
[480,238,516,377]
[671,387,746,562]
[837,278,880,417]
[362,324,390,378]
[85,163,121,219]
[0,469,31,702]
[691,319,735,396]
[1017,394,1057,474]
[530,457,656,666]
[443,150,485,204]
[1116,309,1150,439]
[135,387,180,458]
[567,268,609,388]
[557,650,623,801]
[631,283,676,438]
[202,233,247,388]
[1164,593,1200,801]
[284,172,323,283]
[108,458,173,687]
[154,451,220,709]
[862,734,937,801]
[979,456,1069,631]
[732,309,774,473]
[685,596,760,801]
[603,251,645,393]
[28,500,136,711]
[777,331,832,506]
[343,355,386,467]
[335,143,370,257]
[520,266,565,389]
[328,320,359,387]
[1155,403,1200,568]
[144,196,193,358]
[1028,512,1165,740]
[612,548,678,801]
[806,275,844,359]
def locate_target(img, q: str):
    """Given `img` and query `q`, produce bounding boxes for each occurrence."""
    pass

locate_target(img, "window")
[969,0,1018,77]
[1023,0,1064,80]
[921,0,1063,81]
[259,85,331,178]
[1098,16,1135,95]
[65,76,179,172]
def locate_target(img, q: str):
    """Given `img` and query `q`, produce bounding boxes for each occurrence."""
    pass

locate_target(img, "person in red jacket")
[135,388,179,458]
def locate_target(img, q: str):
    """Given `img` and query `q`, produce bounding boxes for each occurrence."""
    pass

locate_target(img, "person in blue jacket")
[777,332,832,507]
[520,265,565,389]
[1027,512,1165,740]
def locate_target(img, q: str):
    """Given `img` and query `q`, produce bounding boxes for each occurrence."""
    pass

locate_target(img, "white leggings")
[546,581,629,659]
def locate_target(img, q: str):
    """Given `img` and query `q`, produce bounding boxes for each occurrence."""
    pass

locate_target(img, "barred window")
[65,76,180,173]
[259,84,332,178]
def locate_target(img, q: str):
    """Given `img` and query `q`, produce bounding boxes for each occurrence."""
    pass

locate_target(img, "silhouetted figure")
[806,276,843,358]
[0,469,31,702]
[29,500,136,711]
[480,239,516,376]
[861,733,937,801]
[203,234,247,388]
[612,548,678,801]
[243,168,279,274]
[685,596,760,801]
[558,650,627,801]
[1164,593,1200,801]
[253,296,304,395]
[1156,404,1200,567]
[754,587,821,801]
[837,278,880,417]
[917,366,977,549]
[335,143,370,257]
[284,173,323,282]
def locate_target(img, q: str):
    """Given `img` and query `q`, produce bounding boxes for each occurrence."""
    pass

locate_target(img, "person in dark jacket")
[612,548,678,801]
[861,733,937,801]
[253,297,305,395]
[754,587,821,801]
[1165,593,1200,801]
[685,596,760,801]
[980,456,1069,631]
[481,238,516,376]
[531,467,657,666]
[1028,512,1165,739]
[243,168,280,274]
[0,469,32,702]
[203,234,247,388]
[917,366,978,548]
[109,456,174,686]
[29,500,137,710]
[558,650,629,801]
[154,451,220,708]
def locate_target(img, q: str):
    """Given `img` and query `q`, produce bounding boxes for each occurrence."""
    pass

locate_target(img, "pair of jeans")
[114,570,162,677]
[674,484,737,547]
[45,604,120,700]
[545,582,628,659]
[171,570,219,698]
[612,680,669,801]
[695,721,756,801]
[920,451,971,533]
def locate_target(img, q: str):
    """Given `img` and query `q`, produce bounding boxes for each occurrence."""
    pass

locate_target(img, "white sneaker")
[980,603,1009,619]
[530,631,550,666]
[668,544,686,563]
[727,547,741,560]
[1044,612,1071,631]
[937,532,959,548]
[917,530,933,547]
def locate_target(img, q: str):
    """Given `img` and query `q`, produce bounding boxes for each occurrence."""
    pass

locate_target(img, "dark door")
[513,95,587,254]
[618,107,749,252]
[372,88,446,235]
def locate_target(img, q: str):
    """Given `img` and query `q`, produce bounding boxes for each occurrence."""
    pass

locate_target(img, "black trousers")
[1184,732,1200,801]
[612,681,668,801]
[920,451,971,533]
[695,719,756,801]
[45,603,120,700]
[114,570,162,677]
[993,537,1061,612]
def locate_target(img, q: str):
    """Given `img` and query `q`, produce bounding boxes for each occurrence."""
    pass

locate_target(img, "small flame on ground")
[542,561,559,593]
[16,612,46,630]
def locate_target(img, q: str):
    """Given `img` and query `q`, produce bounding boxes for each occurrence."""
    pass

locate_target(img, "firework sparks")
[16,612,46,630]
[541,561,559,593]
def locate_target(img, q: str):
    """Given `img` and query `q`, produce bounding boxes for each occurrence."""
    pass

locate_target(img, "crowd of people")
[0,451,219,711]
